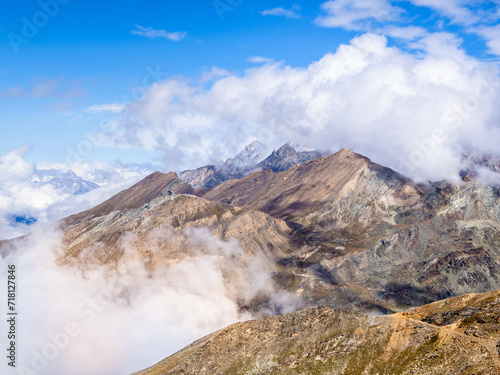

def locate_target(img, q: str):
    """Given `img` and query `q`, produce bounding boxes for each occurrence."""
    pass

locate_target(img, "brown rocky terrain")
[196,149,500,311]
[9,147,497,314]
[65,171,193,226]
[198,148,423,226]
[60,174,296,267]
[133,289,500,375]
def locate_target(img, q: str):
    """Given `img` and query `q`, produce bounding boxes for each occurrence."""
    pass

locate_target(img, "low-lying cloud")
[0,146,153,240]
[0,223,299,375]
[108,33,500,184]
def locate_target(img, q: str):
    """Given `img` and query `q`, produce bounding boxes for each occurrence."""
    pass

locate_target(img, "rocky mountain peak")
[181,142,323,189]
[5,146,500,375]
[256,143,324,173]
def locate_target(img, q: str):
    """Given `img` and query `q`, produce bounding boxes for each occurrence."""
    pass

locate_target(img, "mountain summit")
[256,143,324,173]
[180,142,323,189]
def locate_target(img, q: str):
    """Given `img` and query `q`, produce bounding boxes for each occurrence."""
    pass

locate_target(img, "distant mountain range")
[6,169,100,231]
[180,142,325,189]
[30,146,500,314]
[32,168,100,195]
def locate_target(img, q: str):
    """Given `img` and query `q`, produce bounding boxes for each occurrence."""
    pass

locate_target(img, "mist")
[0,223,299,375]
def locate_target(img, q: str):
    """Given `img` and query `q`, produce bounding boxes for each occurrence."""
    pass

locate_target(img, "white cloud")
[409,32,469,60]
[403,1,500,56]
[315,0,404,30]
[105,33,500,184]
[0,146,153,240]
[247,55,276,64]
[0,223,298,374]
[130,25,187,41]
[85,103,126,113]
[406,0,480,25]
[475,24,500,55]
[260,4,301,19]
[377,25,428,40]
[313,1,500,59]
[201,67,231,82]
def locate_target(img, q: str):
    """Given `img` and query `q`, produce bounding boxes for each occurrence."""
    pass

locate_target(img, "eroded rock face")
[3,147,500,375]
[65,172,194,226]
[34,149,500,313]
[199,148,422,226]
[133,290,500,375]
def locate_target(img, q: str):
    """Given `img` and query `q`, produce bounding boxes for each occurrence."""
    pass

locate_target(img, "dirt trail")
[400,315,500,368]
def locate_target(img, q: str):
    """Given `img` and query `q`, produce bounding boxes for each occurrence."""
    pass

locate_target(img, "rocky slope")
[2,146,500,374]
[198,148,422,227]
[61,172,295,267]
[133,289,500,375]
[195,148,500,312]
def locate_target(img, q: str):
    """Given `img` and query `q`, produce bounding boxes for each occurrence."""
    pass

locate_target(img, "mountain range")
[2,144,500,374]
[32,168,100,195]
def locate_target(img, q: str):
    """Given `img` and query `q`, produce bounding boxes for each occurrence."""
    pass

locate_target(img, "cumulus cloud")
[260,5,301,19]
[104,33,500,184]
[0,146,152,240]
[315,0,404,30]
[130,25,187,41]
[0,223,299,374]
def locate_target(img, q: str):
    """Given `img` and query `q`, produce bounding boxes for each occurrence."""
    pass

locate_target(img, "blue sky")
[0,0,499,168]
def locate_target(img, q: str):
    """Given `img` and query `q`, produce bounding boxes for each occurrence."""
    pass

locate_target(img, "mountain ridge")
[133,289,500,375]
